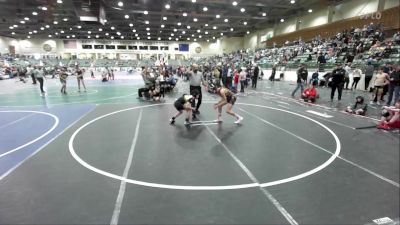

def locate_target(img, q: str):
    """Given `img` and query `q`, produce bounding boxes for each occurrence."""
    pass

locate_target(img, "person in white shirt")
[239,69,247,93]
[188,64,206,114]
[344,63,351,90]
[351,67,362,90]
[34,66,46,95]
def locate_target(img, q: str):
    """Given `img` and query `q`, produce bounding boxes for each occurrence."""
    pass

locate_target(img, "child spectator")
[345,96,368,115]
[302,81,318,103]
[309,71,319,84]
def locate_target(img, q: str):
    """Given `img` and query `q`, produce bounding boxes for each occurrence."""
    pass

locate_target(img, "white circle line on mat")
[0,111,59,158]
[68,103,340,190]
[0,92,136,108]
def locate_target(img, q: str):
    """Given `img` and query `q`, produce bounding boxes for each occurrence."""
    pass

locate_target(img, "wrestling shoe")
[169,118,175,125]
[234,116,243,124]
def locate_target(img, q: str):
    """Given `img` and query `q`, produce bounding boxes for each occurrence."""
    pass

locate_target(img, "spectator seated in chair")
[138,68,156,100]
[166,75,177,89]
[320,72,331,88]
[101,68,108,82]
[148,84,162,101]
[377,99,400,130]
[345,96,368,115]
[301,81,318,103]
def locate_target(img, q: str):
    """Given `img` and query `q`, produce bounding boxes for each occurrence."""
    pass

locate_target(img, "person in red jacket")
[302,81,318,103]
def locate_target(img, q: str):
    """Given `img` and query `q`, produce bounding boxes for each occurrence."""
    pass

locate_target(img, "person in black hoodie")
[252,65,259,88]
[291,64,308,97]
[330,63,346,101]
[269,65,276,82]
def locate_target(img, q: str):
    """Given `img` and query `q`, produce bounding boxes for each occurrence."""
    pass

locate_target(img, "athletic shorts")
[174,102,184,111]
[227,96,236,105]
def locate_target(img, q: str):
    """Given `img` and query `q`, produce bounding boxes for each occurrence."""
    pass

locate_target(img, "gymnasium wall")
[18,39,63,55]
[243,33,258,50]
[242,28,274,50]
[191,37,244,56]
[385,0,400,9]
[299,9,329,30]
[0,36,18,55]
[274,17,297,36]
[332,0,379,22]
[0,36,246,58]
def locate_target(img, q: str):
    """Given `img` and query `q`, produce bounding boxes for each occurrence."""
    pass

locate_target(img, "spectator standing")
[330,63,346,101]
[370,68,389,105]
[226,64,233,89]
[213,66,221,87]
[386,65,400,106]
[239,68,247,93]
[364,61,374,91]
[27,65,35,84]
[269,65,276,82]
[34,66,46,95]
[344,63,351,90]
[60,67,68,94]
[76,67,87,92]
[233,69,240,93]
[351,67,362,90]
[252,64,259,88]
[291,64,308,97]
[393,31,400,45]
[110,69,115,80]
[222,64,228,87]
